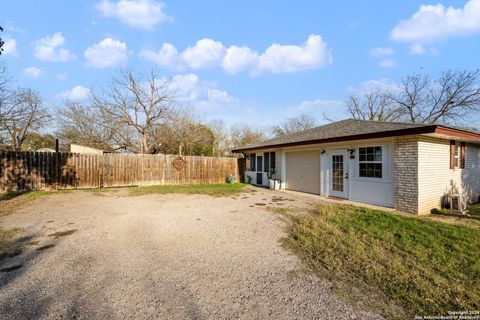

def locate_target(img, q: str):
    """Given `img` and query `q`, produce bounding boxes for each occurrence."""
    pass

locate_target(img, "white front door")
[329,150,349,199]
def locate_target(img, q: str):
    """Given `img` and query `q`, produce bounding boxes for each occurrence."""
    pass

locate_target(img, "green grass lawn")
[468,202,480,217]
[282,204,480,319]
[0,227,22,261]
[128,183,248,197]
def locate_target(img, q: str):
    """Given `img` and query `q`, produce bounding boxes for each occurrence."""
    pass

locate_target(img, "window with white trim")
[358,146,382,178]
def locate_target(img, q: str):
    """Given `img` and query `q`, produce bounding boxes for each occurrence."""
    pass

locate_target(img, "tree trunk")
[140,133,148,154]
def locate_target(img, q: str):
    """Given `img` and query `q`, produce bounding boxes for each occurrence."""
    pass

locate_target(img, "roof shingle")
[232,119,435,152]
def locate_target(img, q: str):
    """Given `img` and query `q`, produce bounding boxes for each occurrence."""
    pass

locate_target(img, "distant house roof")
[232,119,480,152]
[70,144,104,154]
[36,148,56,152]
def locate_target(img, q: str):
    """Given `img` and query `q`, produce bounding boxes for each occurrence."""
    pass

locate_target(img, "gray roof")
[233,119,435,152]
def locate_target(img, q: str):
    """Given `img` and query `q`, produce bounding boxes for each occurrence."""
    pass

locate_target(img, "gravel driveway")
[0,187,383,319]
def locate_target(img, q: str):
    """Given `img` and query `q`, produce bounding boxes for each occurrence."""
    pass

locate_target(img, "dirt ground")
[0,187,383,320]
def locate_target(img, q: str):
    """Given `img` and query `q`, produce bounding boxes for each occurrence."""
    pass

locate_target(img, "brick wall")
[417,136,457,214]
[394,136,480,215]
[417,137,480,214]
[394,136,419,214]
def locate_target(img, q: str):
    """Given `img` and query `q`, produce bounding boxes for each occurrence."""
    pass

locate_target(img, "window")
[264,152,270,172]
[358,146,382,178]
[454,142,459,167]
[264,152,276,173]
[250,153,256,171]
[450,140,466,169]
[257,155,263,172]
[270,152,276,171]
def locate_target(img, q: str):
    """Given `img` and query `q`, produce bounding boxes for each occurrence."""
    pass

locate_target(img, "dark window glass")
[270,152,276,170]
[264,152,270,172]
[257,156,263,172]
[250,153,256,171]
[375,147,382,161]
[358,146,382,178]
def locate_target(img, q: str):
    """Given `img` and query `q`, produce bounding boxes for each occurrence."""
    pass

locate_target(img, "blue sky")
[1,0,480,126]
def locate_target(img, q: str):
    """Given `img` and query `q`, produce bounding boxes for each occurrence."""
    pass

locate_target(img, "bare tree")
[56,101,137,152]
[208,119,230,156]
[272,114,318,136]
[346,88,400,121]
[0,26,5,55]
[229,124,266,149]
[91,69,174,154]
[390,70,480,124]
[150,109,216,156]
[0,61,11,114]
[347,70,480,125]
[0,88,49,150]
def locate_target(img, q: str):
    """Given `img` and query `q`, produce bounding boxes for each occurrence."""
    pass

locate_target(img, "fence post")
[237,157,245,183]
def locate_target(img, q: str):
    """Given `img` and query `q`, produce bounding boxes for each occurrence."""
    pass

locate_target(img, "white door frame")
[328,149,349,199]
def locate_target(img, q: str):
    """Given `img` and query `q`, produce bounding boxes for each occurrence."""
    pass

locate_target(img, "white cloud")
[169,73,202,100]
[258,35,332,74]
[369,47,394,57]
[96,0,171,30]
[139,43,182,70]
[408,43,438,55]
[378,59,397,68]
[206,88,238,105]
[274,99,346,124]
[23,67,43,78]
[56,73,67,81]
[140,34,332,75]
[56,85,91,101]
[2,38,18,56]
[34,32,74,62]
[409,43,426,55]
[391,0,480,44]
[168,73,239,111]
[84,38,128,68]
[181,39,226,69]
[5,22,26,34]
[347,78,399,95]
[290,99,344,114]
[222,46,259,74]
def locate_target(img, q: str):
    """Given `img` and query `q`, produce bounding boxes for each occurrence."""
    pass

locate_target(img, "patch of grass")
[128,183,248,197]
[36,244,55,251]
[0,190,72,217]
[283,204,480,318]
[468,202,480,217]
[48,229,77,238]
[0,228,22,261]
[0,264,22,273]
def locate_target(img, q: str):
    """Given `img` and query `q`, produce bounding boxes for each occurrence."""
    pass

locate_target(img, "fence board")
[0,151,239,193]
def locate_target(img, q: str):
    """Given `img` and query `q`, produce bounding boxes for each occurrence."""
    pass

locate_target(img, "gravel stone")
[0,188,384,320]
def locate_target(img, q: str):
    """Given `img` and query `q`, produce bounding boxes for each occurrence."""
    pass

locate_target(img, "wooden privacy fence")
[0,151,240,193]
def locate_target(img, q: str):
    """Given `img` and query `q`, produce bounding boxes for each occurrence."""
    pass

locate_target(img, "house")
[70,144,105,154]
[232,119,480,215]
[36,148,56,152]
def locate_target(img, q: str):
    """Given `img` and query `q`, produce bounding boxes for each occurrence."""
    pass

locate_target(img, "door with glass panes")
[329,150,349,198]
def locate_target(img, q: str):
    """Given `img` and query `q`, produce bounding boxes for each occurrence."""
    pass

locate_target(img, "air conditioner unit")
[449,194,468,214]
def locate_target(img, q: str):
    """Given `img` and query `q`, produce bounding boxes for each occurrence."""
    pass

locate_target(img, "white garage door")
[286,151,320,194]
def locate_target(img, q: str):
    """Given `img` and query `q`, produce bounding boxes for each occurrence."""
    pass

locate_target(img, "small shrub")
[247,175,253,184]
[226,175,237,184]
[267,168,276,180]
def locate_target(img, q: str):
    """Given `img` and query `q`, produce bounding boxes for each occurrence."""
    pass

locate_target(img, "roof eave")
[231,125,438,152]
[434,126,480,142]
